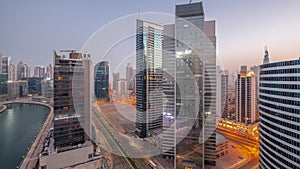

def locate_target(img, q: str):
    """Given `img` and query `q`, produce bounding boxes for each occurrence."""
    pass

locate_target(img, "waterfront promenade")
[1,99,53,169]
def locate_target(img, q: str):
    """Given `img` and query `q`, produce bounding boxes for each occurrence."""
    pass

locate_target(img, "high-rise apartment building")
[34,66,45,78]
[126,63,134,90]
[8,64,16,81]
[135,19,163,138]
[0,56,11,74]
[259,59,300,169]
[175,2,217,167]
[38,51,104,169]
[235,66,258,124]
[216,66,229,120]
[94,61,109,101]
[17,61,30,80]
[46,64,53,79]
[112,72,119,91]
[53,50,92,147]
[117,79,127,96]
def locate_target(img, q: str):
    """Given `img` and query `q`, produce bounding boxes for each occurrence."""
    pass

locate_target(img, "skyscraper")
[162,24,176,160]
[8,64,16,81]
[235,66,258,124]
[94,61,109,102]
[112,72,119,91]
[34,66,45,78]
[135,19,163,138]
[17,61,30,80]
[259,59,300,169]
[216,66,229,120]
[263,46,270,64]
[0,56,11,74]
[53,50,92,147]
[126,63,134,90]
[175,2,216,167]
[117,79,127,96]
[46,64,53,79]
[37,50,104,169]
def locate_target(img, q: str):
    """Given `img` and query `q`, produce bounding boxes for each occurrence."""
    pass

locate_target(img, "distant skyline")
[1,0,300,73]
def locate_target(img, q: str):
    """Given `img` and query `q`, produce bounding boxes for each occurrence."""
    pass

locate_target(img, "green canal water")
[0,103,49,169]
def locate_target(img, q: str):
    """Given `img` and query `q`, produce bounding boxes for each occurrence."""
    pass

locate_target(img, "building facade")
[17,61,30,80]
[162,24,176,160]
[117,79,127,96]
[135,19,163,138]
[53,50,92,148]
[0,56,11,74]
[126,63,134,90]
[34,66,45,78]
[235,66,258,124]
[175,2,217,167]
[94,61,109,101]
[216,66,229,120]
[259,59,300,169]
[9,64,16,81]
[46,64,53,79]
[112,72,119,92]
[0,73,8,95]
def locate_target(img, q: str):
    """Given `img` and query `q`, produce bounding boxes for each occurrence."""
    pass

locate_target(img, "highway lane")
[93,107,133,169]
[94,103,162,169]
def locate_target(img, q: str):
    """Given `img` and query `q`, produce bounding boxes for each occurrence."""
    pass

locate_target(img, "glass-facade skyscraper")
[259,59,300,169]
[94,61,109,101]
[53,51,92,148]
[135,19,163,138]
[175,2,216,168]
[235,66,258,124]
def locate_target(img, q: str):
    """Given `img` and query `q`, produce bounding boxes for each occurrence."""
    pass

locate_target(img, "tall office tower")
[17,61,30,80]
[162,24,176,161]
[0,74,8,94]
[263,46,269,64]
[135,19,163,138]
[126,63,134,90]
[175,2,217,167]
[235,66,258,124]
[8,64,16,81]
[112,72,119,91]
[0,56,11,74]
[216,66,229,120]
[117,79,127,96]
[34,66,45,78]
[46,64,53,79]
[53,50,92,147]
[94,61,109,101]
[259,59,300,169]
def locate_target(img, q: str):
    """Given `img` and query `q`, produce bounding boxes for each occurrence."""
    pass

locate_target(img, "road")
[217,128,259,169]
[93,103,161,169]
[92,106,133,169]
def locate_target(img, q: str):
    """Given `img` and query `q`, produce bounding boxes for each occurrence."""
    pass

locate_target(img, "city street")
[217,128,259,169]
[92,103,161,169]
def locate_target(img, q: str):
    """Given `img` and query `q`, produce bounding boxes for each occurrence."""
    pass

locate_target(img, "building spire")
[263,46,269,64]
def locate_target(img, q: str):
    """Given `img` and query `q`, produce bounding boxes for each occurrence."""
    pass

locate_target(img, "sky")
[1,0,300,75]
